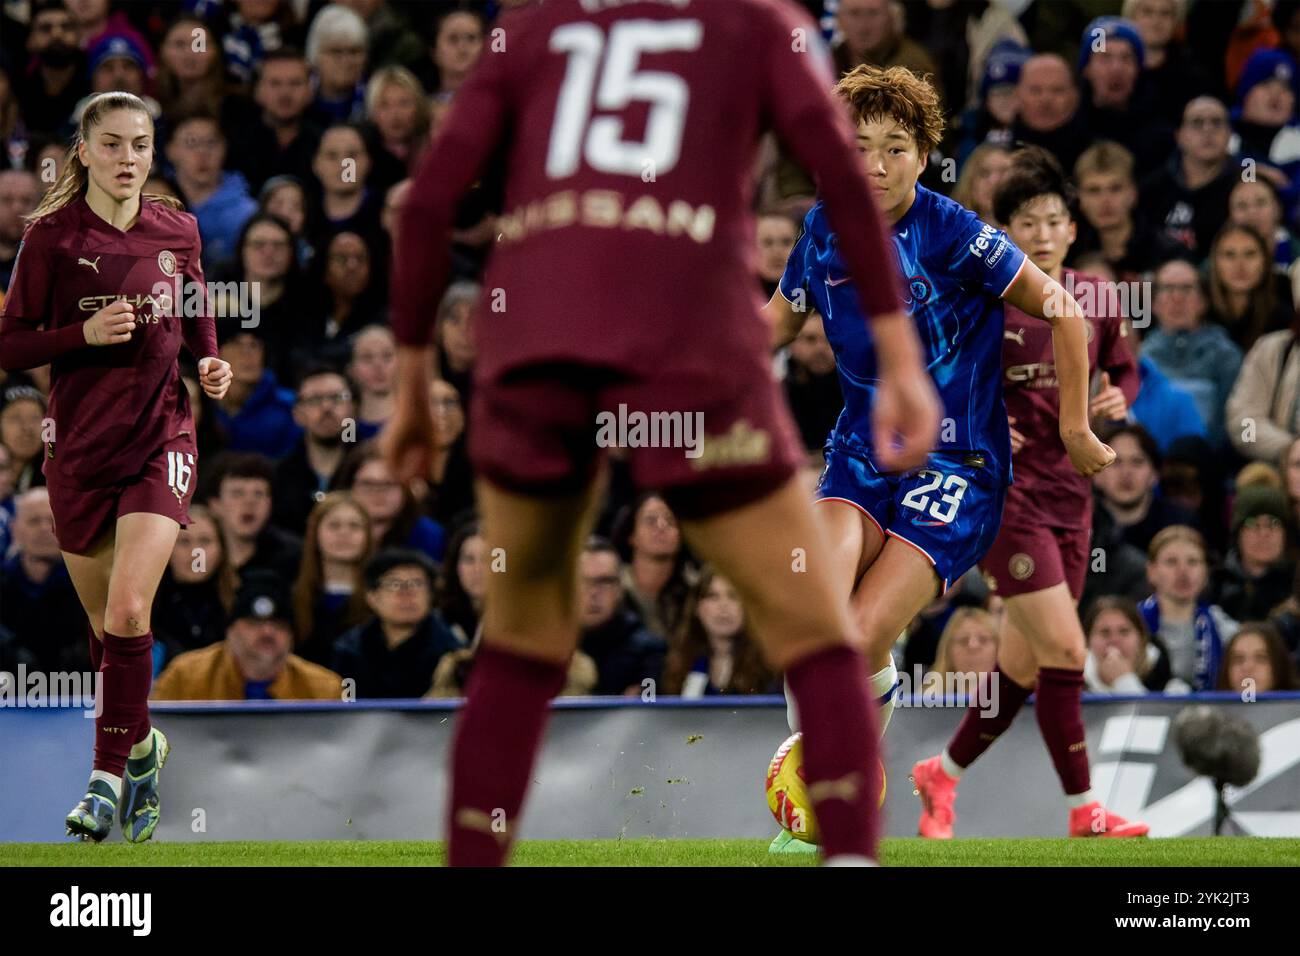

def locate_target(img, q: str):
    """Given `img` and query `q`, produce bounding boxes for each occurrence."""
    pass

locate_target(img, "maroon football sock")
[945,668,1032,769]
[94,631,154,776]
[87,623,103,672]
[784,644,880,860]
[1034,667,1091,796]
[447,644,567,866]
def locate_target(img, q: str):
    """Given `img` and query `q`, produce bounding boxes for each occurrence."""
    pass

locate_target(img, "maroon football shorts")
[981,517,1090,601]
[46,439,198,555]
[468,362,804,520]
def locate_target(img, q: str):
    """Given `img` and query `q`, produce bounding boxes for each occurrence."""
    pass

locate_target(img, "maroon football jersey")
[391,0,902,388]
[0,197,218,489]
[1001,269,1139,529]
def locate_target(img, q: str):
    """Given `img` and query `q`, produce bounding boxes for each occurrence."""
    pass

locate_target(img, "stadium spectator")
[1162,435,1230,554]
[221,0,301,88]
[782,311,842,454]
[1206,222,1291,351]
[259,174,314,267]
[291,491,371,664]
[1076,16,1176,174]
[206,452,303,583]
[613,492,696,640]
[155,14,228,121]
[339,0,424,73]
[151,505,235,674]
[1226,307,1300,462]
[1128,335,1209,452]
[419,6,485,101]
[435,280,478,410]
[437,518,484,645]
[364,65,429,197]
[302,229,379,370]
[1142,259,1243,447]
[0,487,87,671]
[1229,48,1300,213]
[305,4,368,126]
[426,377,475,526]
[1265,559,1300,664]
[1216,620,1298,692]
[1228,178,1300,270]
[331,547,462,698]
[922,606,999,697]
[273,366,358,536]
[229,49,322,195]
[950,142,1011,223]
[213,324,300,459]
[1139,526,1237,691]
[0,170,39,292]
[347,325,396,433]
[152,569,343,701]
[18,1,88,137]
[661,568,775,697]
[1070,141,1182,282]
[167,113,258,268]
[0,443,15,558]
[1011,54,1087,173]
[1139,96,1236,261]
[831,0,940,91]
[1212,485,1296,622]
[950,39,1027,167]
[84,33,152,101]
[1084,595,1183,694]
[1127,0,1212,125]
[309,125,381,249]
[755,209,798,299]
[577,536,667,696]
[1093,424,1201,554]
[333,441,446,562]
[1280,436,1300,527]
[220,212,305,378]
[0,384,45,493]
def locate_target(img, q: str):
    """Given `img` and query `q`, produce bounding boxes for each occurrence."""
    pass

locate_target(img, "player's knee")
[1050,643,1087,672]
[103,595,151,636]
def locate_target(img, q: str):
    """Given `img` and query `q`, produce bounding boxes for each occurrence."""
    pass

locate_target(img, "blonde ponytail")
[26,92,163,223]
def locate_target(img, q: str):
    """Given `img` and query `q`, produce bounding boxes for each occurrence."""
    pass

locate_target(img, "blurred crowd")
[1,0,1300,700]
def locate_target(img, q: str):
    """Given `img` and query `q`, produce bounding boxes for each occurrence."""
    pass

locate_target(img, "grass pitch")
[3,837,1297,867]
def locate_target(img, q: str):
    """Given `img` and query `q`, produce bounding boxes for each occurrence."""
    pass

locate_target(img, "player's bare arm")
[1002,262,1114,477]
[764,289,804,351]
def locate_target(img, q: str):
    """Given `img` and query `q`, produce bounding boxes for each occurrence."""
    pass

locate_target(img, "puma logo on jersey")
[78,256,101,274]
[1004,328,1026,346]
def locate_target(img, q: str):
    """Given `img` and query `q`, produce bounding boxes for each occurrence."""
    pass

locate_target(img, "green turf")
[2,837,1297,867]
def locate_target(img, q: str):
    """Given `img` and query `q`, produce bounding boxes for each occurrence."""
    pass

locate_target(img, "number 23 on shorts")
[900,470,969,524]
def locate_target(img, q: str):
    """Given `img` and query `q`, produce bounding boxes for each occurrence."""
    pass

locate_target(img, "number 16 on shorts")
[900,469,968,525]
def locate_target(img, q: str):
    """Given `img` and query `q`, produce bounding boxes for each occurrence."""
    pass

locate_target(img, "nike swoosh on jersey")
[826,275,852,286]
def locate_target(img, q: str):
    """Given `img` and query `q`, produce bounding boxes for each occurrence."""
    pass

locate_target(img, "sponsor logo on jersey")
[985,235,1008,268]
[967,222,998,261]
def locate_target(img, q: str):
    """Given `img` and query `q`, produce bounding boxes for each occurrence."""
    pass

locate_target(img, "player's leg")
[102,511,181,843]
[61,533,120,841]
[782,497,883,732]
[1007,580,1148,837]
[447,473,605,866]
[679,478,882,864]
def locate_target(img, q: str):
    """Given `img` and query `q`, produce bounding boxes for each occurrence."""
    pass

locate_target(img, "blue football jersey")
[779,184,1027,483]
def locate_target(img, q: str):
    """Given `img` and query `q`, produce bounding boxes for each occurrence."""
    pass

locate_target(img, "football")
[765,732,887,844]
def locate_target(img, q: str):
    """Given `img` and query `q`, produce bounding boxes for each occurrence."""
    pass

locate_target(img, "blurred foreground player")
[0,93,231,841]
[383,0,940,866]
[912,148,1148,838]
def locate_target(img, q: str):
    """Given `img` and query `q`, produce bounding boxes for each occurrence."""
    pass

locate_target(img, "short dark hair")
[992,145,1075,226]
[365,548,438,591]
[255,46,309,82]
[209,452,275,495]
[294,361,348,394]
[1101,422,1161,469]
[583,535,621,561]
[32,0,71,23]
